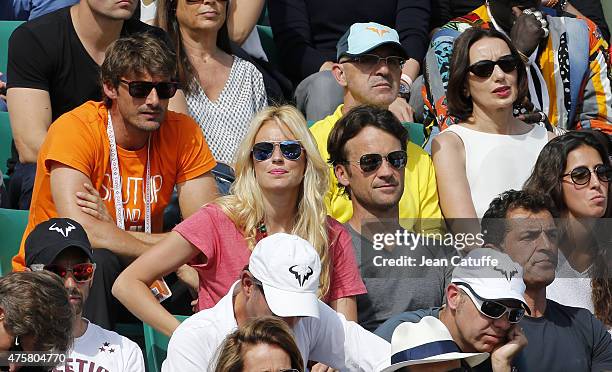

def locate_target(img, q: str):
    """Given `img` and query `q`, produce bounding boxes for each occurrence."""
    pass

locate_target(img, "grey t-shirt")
[346,224,455,331]
[519,299,612,372]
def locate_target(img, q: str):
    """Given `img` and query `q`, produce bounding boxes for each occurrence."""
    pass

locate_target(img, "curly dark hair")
[524,131,612,328]
[0,271,74,354]
[327,105,408,198]
[481,189,559,247]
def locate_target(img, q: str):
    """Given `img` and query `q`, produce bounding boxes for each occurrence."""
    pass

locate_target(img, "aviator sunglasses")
[468,55,520,78]
[458,284,526,323]
[31,263,96,283]
[345,150,408,173]
[252,141,303,161]
[120,79,179,99]
[561,164,612,185]
[341,54,406,69]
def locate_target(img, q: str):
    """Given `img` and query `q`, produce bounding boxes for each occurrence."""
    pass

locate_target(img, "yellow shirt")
[310,105,443,233]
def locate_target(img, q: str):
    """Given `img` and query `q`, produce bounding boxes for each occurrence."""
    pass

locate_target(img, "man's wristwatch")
[399,82,411,102]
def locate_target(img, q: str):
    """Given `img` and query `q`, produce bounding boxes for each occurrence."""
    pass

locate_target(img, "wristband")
[401,74,413,88]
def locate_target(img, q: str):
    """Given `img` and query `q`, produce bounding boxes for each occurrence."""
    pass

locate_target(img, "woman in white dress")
[432,27,554,225]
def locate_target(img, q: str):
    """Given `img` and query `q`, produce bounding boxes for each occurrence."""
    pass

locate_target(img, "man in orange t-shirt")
[16,33,218,329]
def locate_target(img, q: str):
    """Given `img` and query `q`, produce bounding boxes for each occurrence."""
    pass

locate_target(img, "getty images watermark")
[356,218,612,279]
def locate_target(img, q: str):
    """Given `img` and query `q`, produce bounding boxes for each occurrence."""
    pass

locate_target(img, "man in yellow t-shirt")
[310,22,442,232]
[15,34,218,328]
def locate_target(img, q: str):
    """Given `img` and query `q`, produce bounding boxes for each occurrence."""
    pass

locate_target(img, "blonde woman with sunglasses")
[113,105,366,337]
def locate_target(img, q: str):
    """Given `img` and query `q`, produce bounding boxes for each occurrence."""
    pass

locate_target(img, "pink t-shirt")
[173,204,366,311]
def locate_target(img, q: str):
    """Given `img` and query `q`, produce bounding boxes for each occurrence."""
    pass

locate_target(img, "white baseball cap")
[451,248,530,313]
[381,316,489,371]
[249,233,321,319]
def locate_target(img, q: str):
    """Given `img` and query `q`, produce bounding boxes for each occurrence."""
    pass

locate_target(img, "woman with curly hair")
[113,105,366,336]
[524,131,612,329]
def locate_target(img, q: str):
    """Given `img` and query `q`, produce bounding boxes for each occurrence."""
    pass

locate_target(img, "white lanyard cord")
[106,114,152,233]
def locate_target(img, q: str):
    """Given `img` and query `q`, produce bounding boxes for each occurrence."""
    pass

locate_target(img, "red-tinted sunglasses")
[31,263,96,282]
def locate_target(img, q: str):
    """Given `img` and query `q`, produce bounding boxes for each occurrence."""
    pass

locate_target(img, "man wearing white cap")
[382,316,489,372]
[482,190,612,371]
[162,233,391,371]
[376,248,528,372]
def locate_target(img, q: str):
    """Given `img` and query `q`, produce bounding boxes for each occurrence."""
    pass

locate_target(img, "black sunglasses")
[346,150,408,173]
[120,79,179,99]
[252,141,303,161]
[468,55,519,78]
[342,54,406,69]
[561,164,612,185]
[458,284,525,323]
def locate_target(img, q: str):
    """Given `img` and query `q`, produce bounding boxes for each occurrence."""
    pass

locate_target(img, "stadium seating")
[257,25,278,68]
[143,315,188,372]
[0,207,28,275]
[403,122,426,147]
[0,21,23,74]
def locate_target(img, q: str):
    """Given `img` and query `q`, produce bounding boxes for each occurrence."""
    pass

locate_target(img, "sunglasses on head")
[252,141,303,161]
[468,55,519,78]
[345,150,408,173]
[341,54,406,69]
[458,284,525,323]
[31,263,96,283]
[561,164,612,185]
[119,79,178,99]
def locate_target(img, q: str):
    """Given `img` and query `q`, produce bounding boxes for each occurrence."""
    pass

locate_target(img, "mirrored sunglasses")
[31,263,96,283]
[468,55,519,78]
[342,54,406,69]
[561,164,612,185]
[252,141,303,161]
[458,284,525,323]
[120,79,178,99]
[346,150,408,173]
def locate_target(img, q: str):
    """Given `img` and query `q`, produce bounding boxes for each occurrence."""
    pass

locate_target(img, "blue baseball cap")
[336,22,408,61]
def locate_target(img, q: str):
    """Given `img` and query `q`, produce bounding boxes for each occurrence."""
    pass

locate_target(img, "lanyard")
[106,113,152,234]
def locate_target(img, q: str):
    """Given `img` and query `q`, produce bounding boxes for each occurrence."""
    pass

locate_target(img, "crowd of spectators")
[1,0,612,371]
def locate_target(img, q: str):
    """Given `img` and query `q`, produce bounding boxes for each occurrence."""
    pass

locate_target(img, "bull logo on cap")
[49,222,76,238]
[493,266,519,282]
[289,265,314,287]
[365,26,389,37]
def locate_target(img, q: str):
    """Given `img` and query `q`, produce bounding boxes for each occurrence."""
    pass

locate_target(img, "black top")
[429,0,610,42]
[268,0,431,84]
[7,6,167,121]
[518,299,612,372]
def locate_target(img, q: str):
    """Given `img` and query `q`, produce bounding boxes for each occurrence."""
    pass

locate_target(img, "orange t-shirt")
[13,101,216,271]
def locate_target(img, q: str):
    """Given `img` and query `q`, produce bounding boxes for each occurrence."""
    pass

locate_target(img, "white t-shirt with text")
[53,319,145,372]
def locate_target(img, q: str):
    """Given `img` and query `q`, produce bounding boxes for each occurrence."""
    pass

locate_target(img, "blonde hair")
[215,105,331,299]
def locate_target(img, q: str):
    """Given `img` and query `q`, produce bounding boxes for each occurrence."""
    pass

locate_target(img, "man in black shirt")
[482,190,612,371]
[5,0,167,210]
